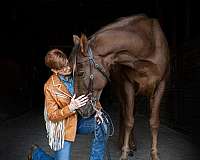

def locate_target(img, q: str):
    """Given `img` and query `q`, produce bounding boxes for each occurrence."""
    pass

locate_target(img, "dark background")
[1,0,200,144]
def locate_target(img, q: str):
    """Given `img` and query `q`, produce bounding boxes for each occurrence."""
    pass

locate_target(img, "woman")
[28,49,109,160]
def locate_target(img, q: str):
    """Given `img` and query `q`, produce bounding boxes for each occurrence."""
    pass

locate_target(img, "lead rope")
[90,99,114,160]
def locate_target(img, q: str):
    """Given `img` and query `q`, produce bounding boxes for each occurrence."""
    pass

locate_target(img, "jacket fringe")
[44,105,65,151]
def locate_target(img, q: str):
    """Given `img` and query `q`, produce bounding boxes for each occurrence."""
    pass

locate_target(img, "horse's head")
[70,33,110,117]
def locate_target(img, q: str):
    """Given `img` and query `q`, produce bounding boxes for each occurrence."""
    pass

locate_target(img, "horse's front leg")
[149,79,166,160]
[120,81,135,160]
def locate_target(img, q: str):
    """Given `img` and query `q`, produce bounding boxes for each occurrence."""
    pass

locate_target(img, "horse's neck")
[92,46,137,71]
[89,33,138,70]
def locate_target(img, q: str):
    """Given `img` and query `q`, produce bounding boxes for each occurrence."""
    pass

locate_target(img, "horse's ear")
[73,35,80,45]
[80,33,88,56]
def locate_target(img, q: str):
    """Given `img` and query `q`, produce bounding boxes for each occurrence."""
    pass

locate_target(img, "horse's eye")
[77,70,85,77]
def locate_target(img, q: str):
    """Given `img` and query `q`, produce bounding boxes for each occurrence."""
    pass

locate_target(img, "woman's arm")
[45,87,75,122]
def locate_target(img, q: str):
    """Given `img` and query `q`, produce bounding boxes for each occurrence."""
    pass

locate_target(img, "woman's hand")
[69,94,89,112]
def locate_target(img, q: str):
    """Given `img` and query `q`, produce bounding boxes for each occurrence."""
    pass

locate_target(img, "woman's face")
[56,59,72,76]
[58,65,72,76]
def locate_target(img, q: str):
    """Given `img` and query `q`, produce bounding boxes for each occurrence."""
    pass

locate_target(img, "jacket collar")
[51,74,73,98]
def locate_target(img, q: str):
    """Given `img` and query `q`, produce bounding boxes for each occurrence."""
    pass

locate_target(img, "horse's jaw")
[76,101,96,118]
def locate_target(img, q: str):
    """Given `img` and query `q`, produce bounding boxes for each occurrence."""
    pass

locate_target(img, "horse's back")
[93,15,165,58]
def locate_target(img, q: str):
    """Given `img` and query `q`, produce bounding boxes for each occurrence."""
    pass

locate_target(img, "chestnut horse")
[70,14,170,160]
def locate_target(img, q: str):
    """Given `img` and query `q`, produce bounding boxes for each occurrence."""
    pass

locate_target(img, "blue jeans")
[32,141,71,160]
[77,115,108,160]
[32,114,109,160]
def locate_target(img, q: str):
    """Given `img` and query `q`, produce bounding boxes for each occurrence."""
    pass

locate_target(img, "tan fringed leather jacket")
[44,74,77,142]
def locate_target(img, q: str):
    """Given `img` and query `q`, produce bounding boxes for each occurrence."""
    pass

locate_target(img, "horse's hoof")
[119,157,128,160]
[150,152,160,160]
[120,152,129,160]
[128,150,134,157]
[150,157,160,160]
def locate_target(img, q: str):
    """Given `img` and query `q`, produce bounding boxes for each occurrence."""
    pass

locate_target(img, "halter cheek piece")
[87,47,111,109]
[87,47,111,83]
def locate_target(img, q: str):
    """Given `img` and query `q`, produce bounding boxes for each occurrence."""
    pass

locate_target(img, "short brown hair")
[45,49,68,70]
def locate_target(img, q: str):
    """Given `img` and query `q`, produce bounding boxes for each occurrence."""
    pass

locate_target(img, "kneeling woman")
[28,49,109,160]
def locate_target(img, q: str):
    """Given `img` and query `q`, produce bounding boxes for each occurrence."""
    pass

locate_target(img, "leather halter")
[72,45,111,114]
[86,47,111,105]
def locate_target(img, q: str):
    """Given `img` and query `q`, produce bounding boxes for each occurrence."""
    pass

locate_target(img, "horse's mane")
[89,14,148,40]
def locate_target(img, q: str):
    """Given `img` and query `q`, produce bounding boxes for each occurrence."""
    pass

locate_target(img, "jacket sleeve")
[44,86,75,122]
